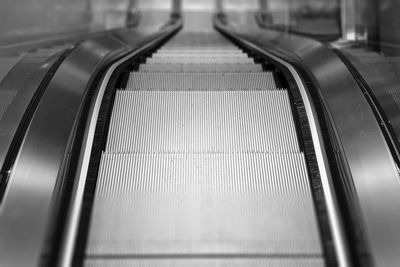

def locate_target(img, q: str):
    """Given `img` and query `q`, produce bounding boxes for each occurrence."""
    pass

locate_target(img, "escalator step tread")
[95,153,312,196]
[138,63,263,73]
[156,49,243,53]
[126,73,276,90]
[84,259,325,267]
[106,91,299,153]
[159,48,241,52]
[87,152,322,255]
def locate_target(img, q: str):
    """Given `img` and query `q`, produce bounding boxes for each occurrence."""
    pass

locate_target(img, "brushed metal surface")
[88,153,322,255]
[215,19,400,266]
[84,258,325,267]
[146,57,254,64]
[106,91,299,152]
[0,91,16,120]
[0,23,181,267]
[139,63,263,72]
[0,47,70,196]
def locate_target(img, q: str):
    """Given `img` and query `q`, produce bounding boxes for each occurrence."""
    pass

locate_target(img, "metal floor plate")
[139,63,263,73]
[88,153,321,255]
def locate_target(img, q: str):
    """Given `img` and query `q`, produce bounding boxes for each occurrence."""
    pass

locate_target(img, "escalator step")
[138,63,263,73]
[126,73,276,90]
[85,259,325,267]
[87,152,322,255]
[106,91,300,153]
[152,53,249,58]
[95,153,312,195]
[159,48,241,52]
[156,49,243,53]
[146,57,254,64]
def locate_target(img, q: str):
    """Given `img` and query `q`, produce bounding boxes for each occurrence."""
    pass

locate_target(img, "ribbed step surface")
[152,53,249,58]
[95,153,312,196]
[0,56,22,82]
[106,91,299,153]
[156,49,243,53]
[85,30,324,266]
[146,57,254,64]
[85,259,325,267]
[127,73,276,90]
[163,33,234,47]
[87,153,321,255]
[139,63,263,73]
[160,47,241,52]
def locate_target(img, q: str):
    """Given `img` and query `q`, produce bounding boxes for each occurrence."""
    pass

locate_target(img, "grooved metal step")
[0,91,17,120]
[146,57,254,64]
[139,63,263,73]
[164,34,234,47]
[106,91,299,153]
[87,153,322,256]
[94,153,312,196]
[156,49,243,53]
[160,48,241,52]
[126,73,276,90]
[85,30,324,266]
[152,53,249,58]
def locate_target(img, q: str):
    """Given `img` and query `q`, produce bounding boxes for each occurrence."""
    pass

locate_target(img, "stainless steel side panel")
[0,24,180,267]
[215,21,400,266]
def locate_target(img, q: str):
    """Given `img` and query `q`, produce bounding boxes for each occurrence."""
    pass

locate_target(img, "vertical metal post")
[172,0,182,17]
[257,0,272,26]
[126,0,139,26]
[340,0,357,40]
[258,0,268,11]
[216,0,224,15]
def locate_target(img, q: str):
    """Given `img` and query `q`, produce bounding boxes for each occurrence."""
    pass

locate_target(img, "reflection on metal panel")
[0,0,175,48]
[215,20,400,266]
[88,153,321,255]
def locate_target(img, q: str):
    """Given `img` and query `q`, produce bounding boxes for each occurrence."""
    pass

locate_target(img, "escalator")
[75,30,334,266]
[2,2,400,266]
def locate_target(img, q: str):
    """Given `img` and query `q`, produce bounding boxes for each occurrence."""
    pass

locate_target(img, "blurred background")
[1,1,400,266]
[1,0,399,109]
[1,0,399,52]
[0,0,400,103]
[0,0,399,56]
